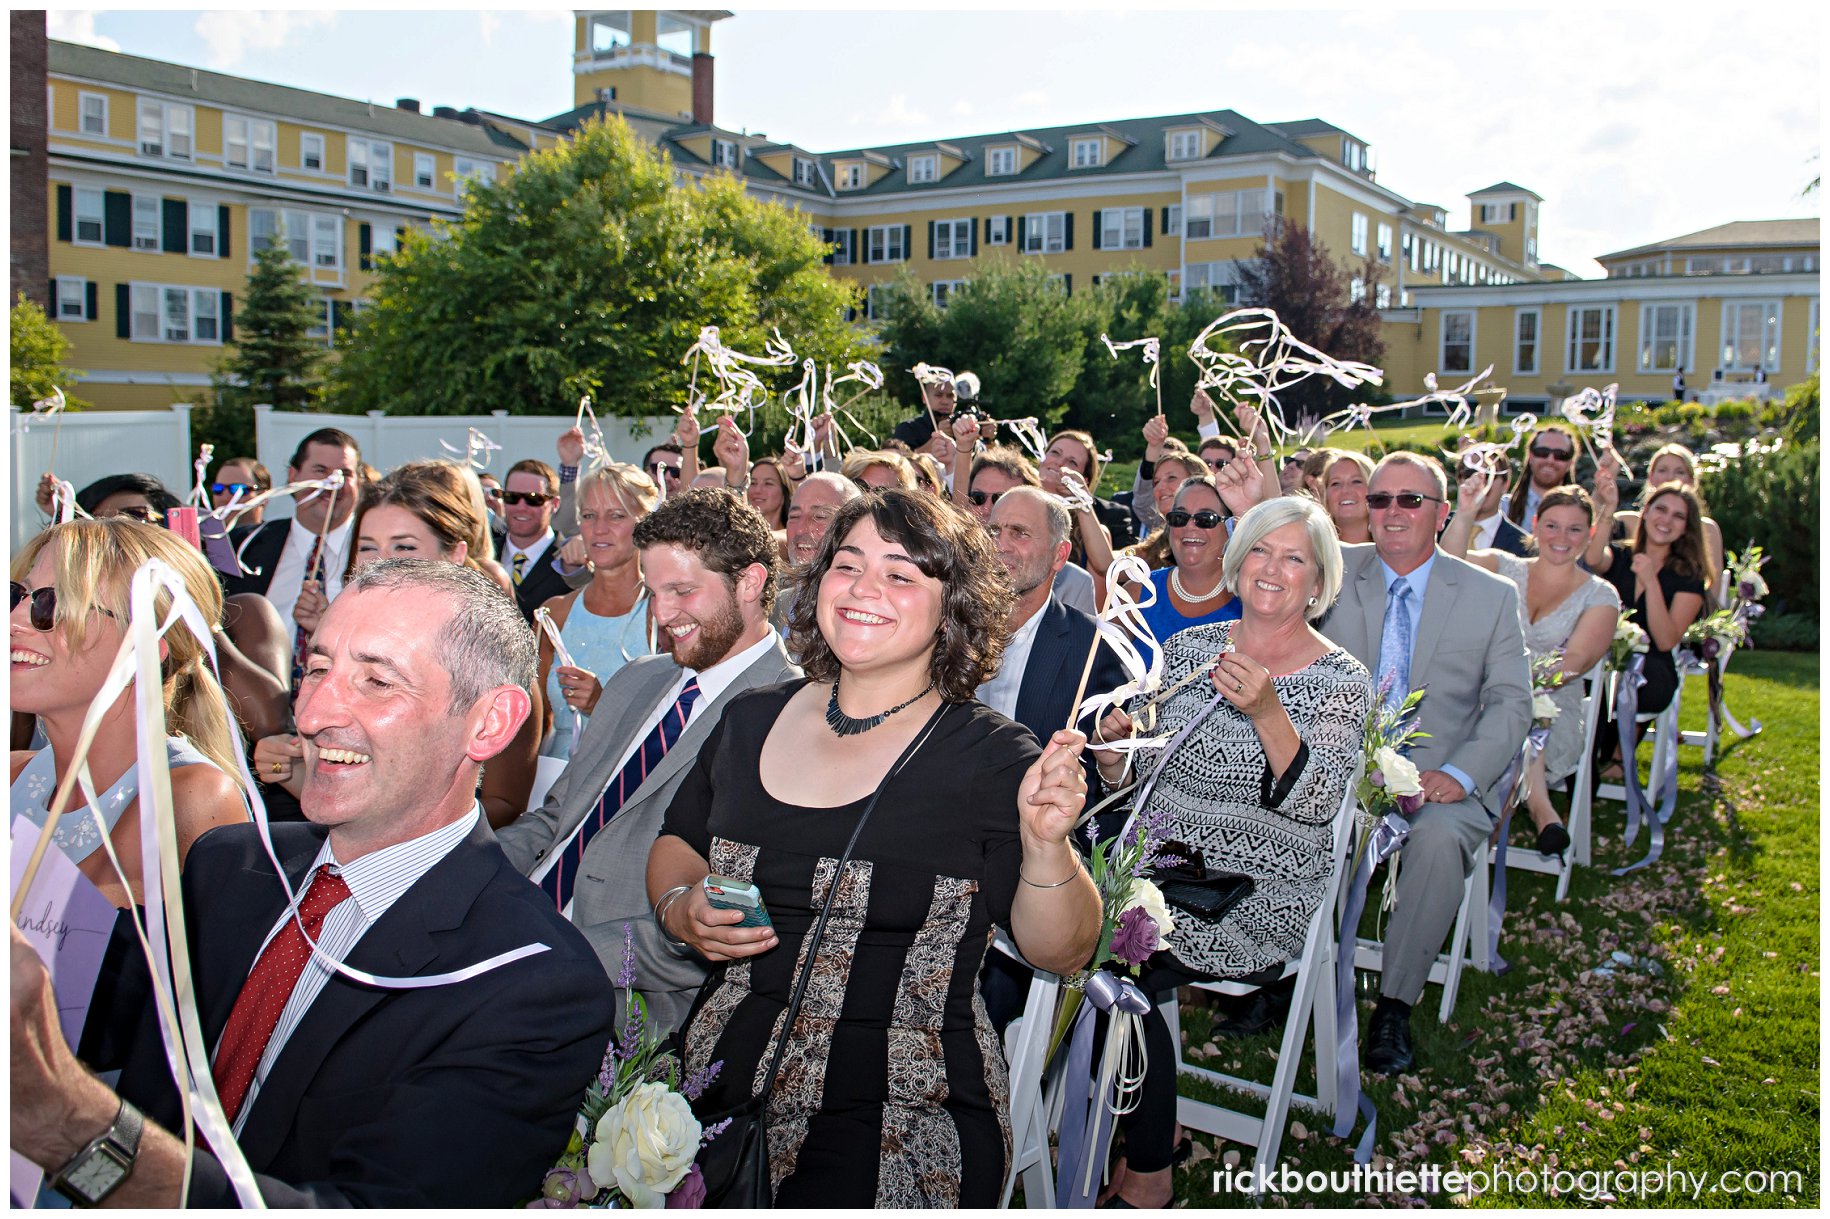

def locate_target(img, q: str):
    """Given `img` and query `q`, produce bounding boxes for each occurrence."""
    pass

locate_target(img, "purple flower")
[680,1059,723,1102]
[1396,792,1425,816]
[616,921,637,991]
[1109,906,1161,966]
[536,1167,595,1207]
[1700,637,1721,660]
[1369,769,1386,789]
[665,1164,707,1208]
[1739,580,1757,600]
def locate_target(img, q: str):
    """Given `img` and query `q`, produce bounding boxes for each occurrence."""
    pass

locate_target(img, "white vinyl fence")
[10,404,197,552]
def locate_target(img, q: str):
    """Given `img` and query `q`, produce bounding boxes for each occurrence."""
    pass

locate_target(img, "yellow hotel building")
[35,12,1821,413]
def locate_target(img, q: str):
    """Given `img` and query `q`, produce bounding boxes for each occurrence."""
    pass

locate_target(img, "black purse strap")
[750,701,949,1109]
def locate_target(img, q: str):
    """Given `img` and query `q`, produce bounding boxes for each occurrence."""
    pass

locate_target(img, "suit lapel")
[1355,556,1386,671]
[622,642,794,808]
[1013,600,1072,732]
[204,835,324,1042]
[559,659,683,834]
[1412,551,1460,682]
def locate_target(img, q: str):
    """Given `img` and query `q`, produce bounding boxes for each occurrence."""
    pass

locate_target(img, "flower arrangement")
[1357,675,1430,825]
[1076,800,1179,980]
[532,926,722,1210]
[1680,544,1768,667]
[1530,653,1570,726]
[1727,542,1770,607]
[1607,612,1650,672]
[1680,608,1749,663]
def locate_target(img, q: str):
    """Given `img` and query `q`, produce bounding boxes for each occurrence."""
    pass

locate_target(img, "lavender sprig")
[680,1059,723,1102]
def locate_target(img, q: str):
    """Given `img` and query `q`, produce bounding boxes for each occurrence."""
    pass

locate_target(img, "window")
[837,162,864,190]
[907,154,936,184]
[865,224,907,264]
[371,226,399,259]
[1164,204,1182,237]
[1441,310,1475,374]
[301,132,325,171]
[793,157,815,187]
[1720,301,1781,372]
[1349,277,1366,304]
[931,280,967,309]
[1184,194,1213,239]
[1638,303,1693,373]
[1376,223,1393,262]
[1566,305,1617,373]
[223,116,276,173]
[822,228,853,265]
[1479,202,1516,224]
[1167,130,1202,161]
[1374,284,1392,309]
[189,201,218,256]
[131,195,159,251]
[865,283,892,322]
[1070,138,1102,168]
[312,214,341,267]
[1021,211,1067,254]
[1099,206,1145,250]
[137,98,192,160]
[1344,141,1366,171]
[1183,261,1241,304]
[453,158,495,190]
[79,92,107,136]
[933,218,973,260]
[306,298,335,347]
[1183,188,1272,240]
[55,278,87,320]
[130,283,221,344]
[250,207,341,273]
[72,187,104,245]
[590,12,631,52]
[1513,308,1540,375]
[985,216,1010,246]
[986,146,1017,176]
[414,152,436,189]
[711,139,737,169]
[349,140,392,191]
[1350,213,1368,256]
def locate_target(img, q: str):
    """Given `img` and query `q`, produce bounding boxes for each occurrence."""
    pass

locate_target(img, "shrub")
[1699,438,1818,617]
[1749,611,1818,652]
[1781,373,1818,445]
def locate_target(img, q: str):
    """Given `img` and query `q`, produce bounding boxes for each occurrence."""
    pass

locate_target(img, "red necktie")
[213,865,352,1124]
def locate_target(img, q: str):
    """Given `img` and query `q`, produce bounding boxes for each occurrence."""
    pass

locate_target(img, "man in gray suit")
[498,489,801,1033]
[1322,452,1530,1073]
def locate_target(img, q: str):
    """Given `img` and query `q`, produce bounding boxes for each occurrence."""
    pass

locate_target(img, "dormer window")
[1071,138,1103,168]
[793,157,815,187]
[712,139,737,169]
[986,146,1017,176]
[1167,130,1202,161]
[1344,141,1366,171]
[908,154,937,184]
[590,13,631,53]
[837,162,864,191]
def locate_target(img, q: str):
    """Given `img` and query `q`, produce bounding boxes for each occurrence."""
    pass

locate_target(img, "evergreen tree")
[212,232,328,412]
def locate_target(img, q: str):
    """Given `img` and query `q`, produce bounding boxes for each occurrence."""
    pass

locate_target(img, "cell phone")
[164,505,201,550]
[702,875,772,929]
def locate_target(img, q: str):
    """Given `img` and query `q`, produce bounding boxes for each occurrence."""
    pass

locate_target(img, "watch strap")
[49,1097,142,1205]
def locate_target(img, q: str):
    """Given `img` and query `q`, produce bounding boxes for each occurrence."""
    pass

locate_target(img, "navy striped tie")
[540,679,701,912]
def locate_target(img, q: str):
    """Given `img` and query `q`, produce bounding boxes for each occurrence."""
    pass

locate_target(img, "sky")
[43,4,1822,279]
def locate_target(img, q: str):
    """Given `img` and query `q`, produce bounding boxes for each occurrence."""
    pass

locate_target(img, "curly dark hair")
[632,486,779,614]
[787,488,1012,702]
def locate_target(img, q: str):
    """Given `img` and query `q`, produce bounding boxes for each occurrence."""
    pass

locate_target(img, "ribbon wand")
[305,470,345,586]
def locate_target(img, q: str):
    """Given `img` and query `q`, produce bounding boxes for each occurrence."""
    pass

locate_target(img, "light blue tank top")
[12,736,214,862]
[542,593,653,758]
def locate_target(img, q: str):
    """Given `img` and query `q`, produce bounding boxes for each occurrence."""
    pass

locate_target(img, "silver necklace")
[1170,567,1226,604]
[825,679,936,737]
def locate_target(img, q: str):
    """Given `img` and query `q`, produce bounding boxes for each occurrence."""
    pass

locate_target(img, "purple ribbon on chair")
[1330,811,1411,1163]
[1055,971,1153,1207]
[1612,655,1680,875]
[1485,724,1551,972]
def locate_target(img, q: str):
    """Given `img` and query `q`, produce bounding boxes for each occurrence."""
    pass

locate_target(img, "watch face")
[67,1151,128,1199]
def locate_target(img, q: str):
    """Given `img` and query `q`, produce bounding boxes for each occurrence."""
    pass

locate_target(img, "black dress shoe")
[1214,977,1294,1038]
[1364,1004,1415,1074]
[1535,822,1571,859]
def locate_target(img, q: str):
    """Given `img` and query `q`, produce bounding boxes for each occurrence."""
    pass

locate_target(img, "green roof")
[1468,181,1543,200]
[1599,219,1821,261]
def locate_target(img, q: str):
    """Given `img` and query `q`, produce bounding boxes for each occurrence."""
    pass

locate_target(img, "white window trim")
[78,91,109,137]
[1565,304,1618,375]
[1376,222,1393,262]
[1070,138,1103,168]
[985,216,1010,246]
[986,146,1017,176]
[1636,301,1694,374]
[413,152,437,190]
[1100,206,1145,251]
[1350,213,1368,256]
[223,114,277,174]
[54,276,88,321]
[907,154,937,184]
[865,224,906,265]
[349,138,394,192]
[933,217,973,261]
[249,206,345,283]
[136,97,193,161]
[188,199,219,258]
[793,157,815,187]
[864,282,892,322]
[1166,130,1202,162]
[837,162,864,190]
[931,279,968,309]
[301,131,326,172]
[130,193,160,252]
[128,281,223,346]
[1440,309,1476,375]
[452,158,496,193]
[1719,300,1782,373]
[711,138,737,169]
[1512,307,1541,377]
[71,186,105,247]
[1021,211,1067,255]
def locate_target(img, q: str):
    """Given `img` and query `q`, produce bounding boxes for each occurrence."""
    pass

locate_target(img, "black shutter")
[56,185,72,242]
[1063,212,1074,251]
[927,221,935,260]
[1017,215,1028,250]
[219,206,232,258]
[85,282,98,321]
[901,224,911,261]
[331,300,352,342]
[162,198,187,253]
[115,284,130,338]
[358,223,372,271]
[48,279,56,311]
[1063,273,1072,295]
[103,191,131,247]
[822,228,833,265]
[849,229,858,263]
[1143,208,1153,247]
[221,292,233,342]
[970,218,978,256]
[1510,203,1518,221]
[1091,209,1103,249]
[1160,205,1170,234]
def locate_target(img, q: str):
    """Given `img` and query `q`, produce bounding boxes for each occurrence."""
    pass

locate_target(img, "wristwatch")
[49,1098,143,1206]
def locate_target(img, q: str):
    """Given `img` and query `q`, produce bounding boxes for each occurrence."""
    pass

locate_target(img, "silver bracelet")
[653,884,693,952]
[1019,857,1082,889]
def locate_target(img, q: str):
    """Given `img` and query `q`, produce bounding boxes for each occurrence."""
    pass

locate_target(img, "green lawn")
[1161,651,1820,1208]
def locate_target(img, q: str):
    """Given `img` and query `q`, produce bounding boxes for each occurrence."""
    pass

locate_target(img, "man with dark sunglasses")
[1502,424,1579,531]
[1320,452,1530,1075]
[210,457,272,527]
[492,458,571,624]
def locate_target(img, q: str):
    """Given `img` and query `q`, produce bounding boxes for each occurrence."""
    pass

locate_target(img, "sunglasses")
[10,582,117,632]
[1529,445,1574,461]
[1365,491,1444,510]
[111,505,164,523]
[967,490,1006,507]
[1166,509,1226,529]
[652,464,683,479]
[1282,455,1308,468]
[500,491,555,507]
[210,482,256,497]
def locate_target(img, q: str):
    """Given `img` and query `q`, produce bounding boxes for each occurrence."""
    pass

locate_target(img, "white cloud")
[871,93,932,132]
[950,100,975,118]
[194,11,337,69]
[46,11,119,52]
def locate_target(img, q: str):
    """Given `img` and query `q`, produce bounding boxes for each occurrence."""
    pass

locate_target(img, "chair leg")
[1437,871,1474,1024]
[1466,850,1492,973]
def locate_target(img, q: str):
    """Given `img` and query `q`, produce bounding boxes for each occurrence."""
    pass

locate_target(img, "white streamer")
[1071,555,1168,743]
[439,427,504,471]
[1187,308,1385,451]
[534,606,586,750]
[574,396,612,469]
[190,443,215,509]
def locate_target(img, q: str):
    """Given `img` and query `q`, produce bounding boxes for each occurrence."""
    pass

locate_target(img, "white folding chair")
[1352,846,1488,1023]
[1163,777,1360,1202]
[996,933,1059,1208]
[1492,660,1606,903]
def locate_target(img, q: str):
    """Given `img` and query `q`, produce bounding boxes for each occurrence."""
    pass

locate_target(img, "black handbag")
[696,703,949,1208]
[1154,839,1255,925]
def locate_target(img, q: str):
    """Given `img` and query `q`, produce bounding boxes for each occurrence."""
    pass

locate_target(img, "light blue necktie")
[1377,577,1413,714]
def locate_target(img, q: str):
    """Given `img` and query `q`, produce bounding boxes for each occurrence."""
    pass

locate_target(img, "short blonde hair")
[1221,496,1344,621]
[578,462,661,520]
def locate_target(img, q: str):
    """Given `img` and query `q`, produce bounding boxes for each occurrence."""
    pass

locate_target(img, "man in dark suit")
[498,489,800,1034]
[11,561,615,1207]
[493,457,574,623]
[1446,451,1530,557]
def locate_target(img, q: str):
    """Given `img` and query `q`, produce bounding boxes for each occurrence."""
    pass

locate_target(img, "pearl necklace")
[1170,567,1226,604]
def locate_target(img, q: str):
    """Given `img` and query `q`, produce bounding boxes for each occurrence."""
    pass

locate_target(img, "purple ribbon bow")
[1055,971,1153,1207]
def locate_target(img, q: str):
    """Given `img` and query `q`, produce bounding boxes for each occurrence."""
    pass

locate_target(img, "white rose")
[1748,572,1769,598]
[1374,746,1422,797]
[1532,693,1560,721]
[1122,877,1175,943]
[587,1081,702,1208]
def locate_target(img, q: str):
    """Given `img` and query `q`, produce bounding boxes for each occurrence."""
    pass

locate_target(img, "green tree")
[327,116,862,418]
[199,233,330,458]
[10,293,88,410]
[873,254,1094,428]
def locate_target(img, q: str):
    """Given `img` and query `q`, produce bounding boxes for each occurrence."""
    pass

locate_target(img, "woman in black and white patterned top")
[1090,495,1371,1208]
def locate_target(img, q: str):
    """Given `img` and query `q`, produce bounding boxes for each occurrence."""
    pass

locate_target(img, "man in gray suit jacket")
[1321,453,1530,1073]
[498,489,801,1034]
